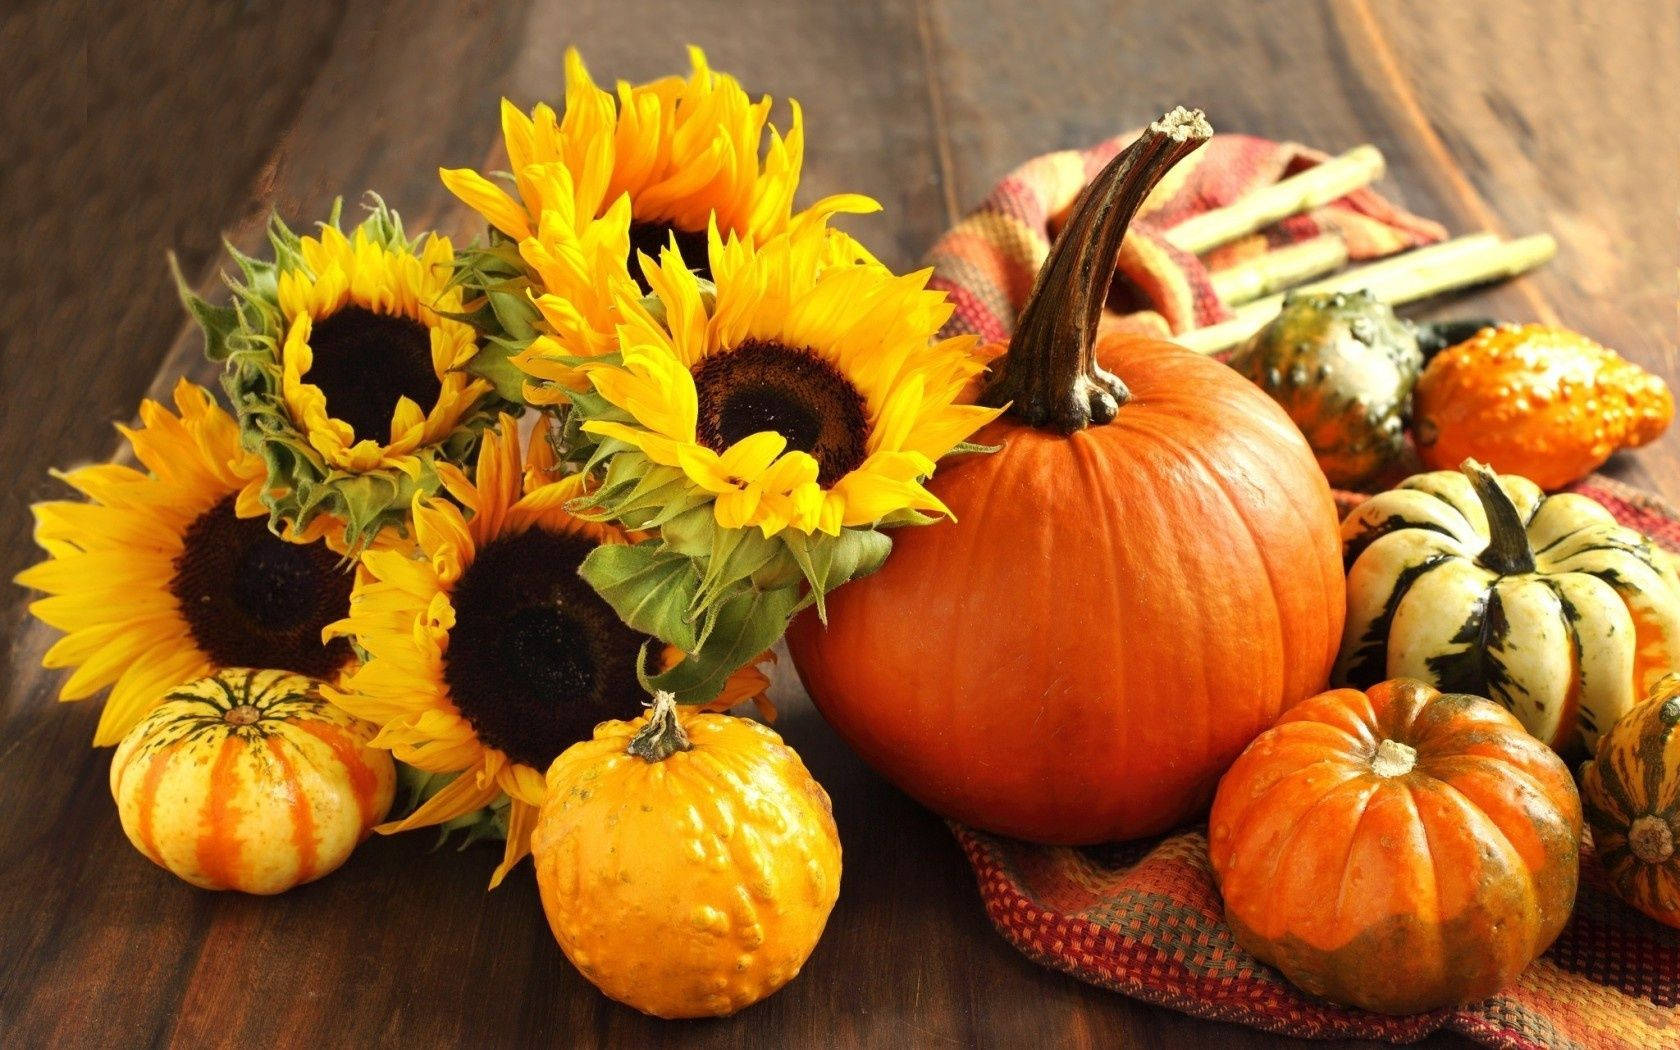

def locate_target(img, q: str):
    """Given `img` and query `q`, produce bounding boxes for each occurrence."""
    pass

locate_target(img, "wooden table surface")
[4,1,1676,1045]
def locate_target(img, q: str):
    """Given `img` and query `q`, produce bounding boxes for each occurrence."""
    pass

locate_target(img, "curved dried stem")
[979,107,1211,433]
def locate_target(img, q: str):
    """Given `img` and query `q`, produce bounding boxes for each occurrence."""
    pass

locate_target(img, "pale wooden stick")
[1190,234,1500,345]
[1176,233,1557,354]
[1165,145,1385,255]
[1209,234,1349,306]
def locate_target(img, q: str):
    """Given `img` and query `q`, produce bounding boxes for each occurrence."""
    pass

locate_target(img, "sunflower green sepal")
[175,193,516,547]
[393,764,510,851]
[448,231,543,403]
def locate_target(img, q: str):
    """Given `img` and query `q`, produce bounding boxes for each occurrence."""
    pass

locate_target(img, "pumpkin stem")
[1371,738,1418,778]
[627,690,692,763]
[979,107,1212,434]
[1462,459,1537,575]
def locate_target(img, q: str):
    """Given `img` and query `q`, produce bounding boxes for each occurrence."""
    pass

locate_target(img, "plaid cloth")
[928,131,1680,1048]
[925,131,1445,344]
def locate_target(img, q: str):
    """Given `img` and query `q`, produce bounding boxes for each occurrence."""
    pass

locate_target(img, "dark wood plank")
[0,2,350,586]
[3,0,1673,1047]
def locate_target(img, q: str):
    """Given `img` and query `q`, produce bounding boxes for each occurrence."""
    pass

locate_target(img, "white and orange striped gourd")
[110,668,395,894]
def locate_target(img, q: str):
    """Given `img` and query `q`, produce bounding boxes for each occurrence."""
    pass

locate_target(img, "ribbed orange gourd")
[786,109,1346,843]
[533,692,841,1019]
[110,669,396,894]
[1414,323,1673,490]
[1209,679,1582,1015]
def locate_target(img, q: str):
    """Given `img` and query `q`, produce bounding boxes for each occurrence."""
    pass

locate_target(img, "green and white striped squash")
[1335,460,1680,752]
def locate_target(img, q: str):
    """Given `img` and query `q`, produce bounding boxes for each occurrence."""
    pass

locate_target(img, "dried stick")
[1176,233,1557,354]
[1165,145,1385,255]
[1209,234,1349,306]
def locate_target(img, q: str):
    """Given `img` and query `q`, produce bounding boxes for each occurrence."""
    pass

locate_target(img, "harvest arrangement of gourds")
[18,50,1680,1022]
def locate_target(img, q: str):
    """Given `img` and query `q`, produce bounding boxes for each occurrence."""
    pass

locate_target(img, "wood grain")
[3,0,1674,1046]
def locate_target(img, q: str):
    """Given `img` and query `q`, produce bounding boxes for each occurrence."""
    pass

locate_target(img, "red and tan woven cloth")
[929,131,1680,1048]
[925,131,1445,344]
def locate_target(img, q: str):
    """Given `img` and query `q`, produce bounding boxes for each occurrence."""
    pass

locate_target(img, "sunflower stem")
[627,690,693,763]
[979,107,1211,434]
[1462,459,1536,576]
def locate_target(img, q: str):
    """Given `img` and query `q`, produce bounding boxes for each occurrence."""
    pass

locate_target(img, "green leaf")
[170,253,240,362]
[487,288,540,343]
[466,337,529,403]
[588,458,709,530]
[579,541,702,652]
[695,525,781,615]
[643,585,800,705]
[784,528,893,621]
[658,505,716,559]
[874,507,944,529]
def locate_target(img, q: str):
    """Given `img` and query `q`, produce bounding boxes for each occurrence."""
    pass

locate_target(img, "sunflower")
[573,222,1001,538]
[180,197,511,547]
[326,416,771,886]
[441,46,878,402]
[16,381,367,746]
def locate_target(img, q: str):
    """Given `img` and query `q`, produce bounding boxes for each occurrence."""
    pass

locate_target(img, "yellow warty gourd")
[533,692,841,1018]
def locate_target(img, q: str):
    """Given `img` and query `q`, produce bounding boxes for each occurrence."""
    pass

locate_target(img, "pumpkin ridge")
[129,744,175,864]
[1422,583,1524,706]
[1599,742,1654,826]
[1410,475,1491,540]
[1327,779,1387,924]
[1106,422,1267,749]
[1226,754,1367,840]
[1542,577,1589,735]
[1253,772,1382,943]
[194,733,247,889]
[1392,783,1444,945]
[1428,774,1551,930]
[264,733,318,881]
[1344,517,1460,571]
[1341,553,1454,688]
[1637,701,1679,815]
[1190,438,1301,699]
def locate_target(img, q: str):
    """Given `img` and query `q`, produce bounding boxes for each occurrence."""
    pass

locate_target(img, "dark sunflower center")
[441,528,652,770]
[627,220,711,291]
[303,305,441,442]
[692,340,869,487]
[169,495,354,679]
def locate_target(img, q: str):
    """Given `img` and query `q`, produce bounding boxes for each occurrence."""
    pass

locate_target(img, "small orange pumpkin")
[533,691,841,1018]
[1209,679,1581,1015]
[1413,323,1673,489]
[110,668,396,894]
[1580,672,1680,927]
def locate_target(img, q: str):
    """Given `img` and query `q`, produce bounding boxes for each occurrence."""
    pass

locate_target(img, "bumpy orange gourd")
[1580,672,1680,928]
[788,110,1345,843]
[533,692,841,1019]
[1414,323,1673,490]
[1209,679,1582,1015]
[110,668,396,894]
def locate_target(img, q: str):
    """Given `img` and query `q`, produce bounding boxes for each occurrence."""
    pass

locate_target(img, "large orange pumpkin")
[1209,679,1582,1015]
[787,109,1345,843]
